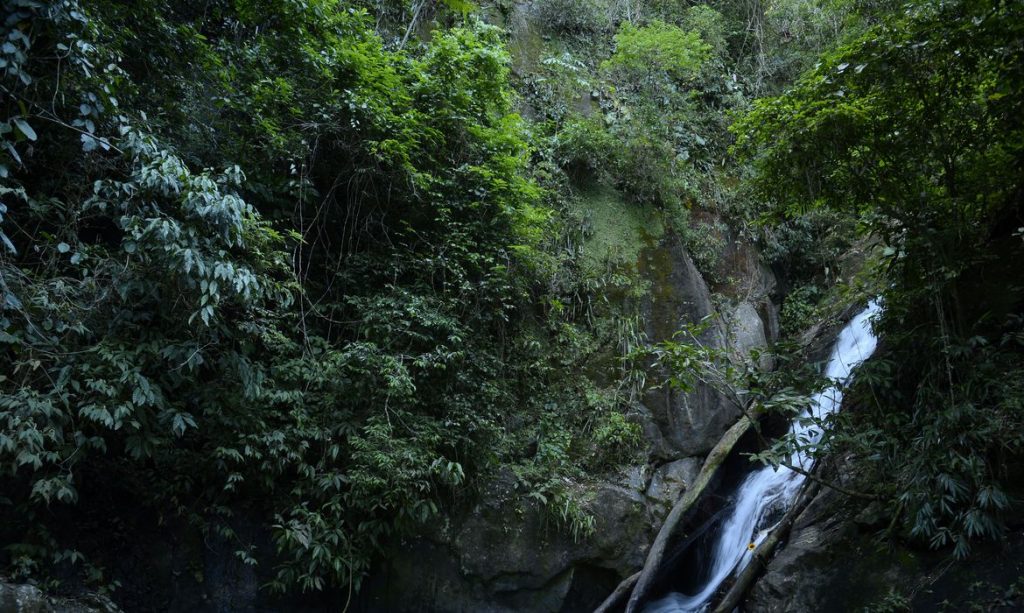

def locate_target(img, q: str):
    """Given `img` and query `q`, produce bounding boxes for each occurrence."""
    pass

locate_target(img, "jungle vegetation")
[1,0,1021,602]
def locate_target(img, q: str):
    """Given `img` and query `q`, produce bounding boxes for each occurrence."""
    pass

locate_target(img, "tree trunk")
[625,412,759,613]
[710,480,821,613]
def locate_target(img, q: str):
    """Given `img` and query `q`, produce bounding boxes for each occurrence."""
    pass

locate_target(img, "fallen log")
[624,412,759,613]
[597,504,732,613]
[710,479,822,613]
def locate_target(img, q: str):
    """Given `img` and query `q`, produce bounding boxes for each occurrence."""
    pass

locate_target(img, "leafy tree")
[602,20,711,85]
[0,0,643,595]
[733,0,1024,556]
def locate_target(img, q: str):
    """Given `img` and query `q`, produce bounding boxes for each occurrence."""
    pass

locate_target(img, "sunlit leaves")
[603,20,711,83]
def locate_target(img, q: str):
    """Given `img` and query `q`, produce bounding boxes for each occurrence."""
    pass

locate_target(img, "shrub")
[593,411,643,465]
[602,20,711,85]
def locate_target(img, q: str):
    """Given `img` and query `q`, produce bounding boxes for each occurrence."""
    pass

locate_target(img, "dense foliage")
[0,0,644,594]
[735,0,1024,556]
[4,0,1021,603]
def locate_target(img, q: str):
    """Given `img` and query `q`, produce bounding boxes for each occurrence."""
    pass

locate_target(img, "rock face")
[746,482,1024,612]
[356,470,656,612]
[638,236,737,458]
[644,458,702,518]
[347,194,782,611]
[0,584,51,613]
[695,209,782,347]
[637,234,779,458]
[353,227,783,611]
[0,582,121,613]
[726,301,773,370]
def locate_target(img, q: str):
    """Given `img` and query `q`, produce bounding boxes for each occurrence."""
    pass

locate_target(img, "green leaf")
[12,117,37,141]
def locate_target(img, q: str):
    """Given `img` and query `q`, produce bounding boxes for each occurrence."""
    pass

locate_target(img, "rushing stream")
[643,301,882,613]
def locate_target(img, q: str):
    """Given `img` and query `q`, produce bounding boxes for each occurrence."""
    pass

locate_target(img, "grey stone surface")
[638,237,738,457]
[728,301,773,370]
[645,457,702,518]
[0,584,52,613]
[356,470,654,612]
[0,582,121,613]
[745,475,1024,613]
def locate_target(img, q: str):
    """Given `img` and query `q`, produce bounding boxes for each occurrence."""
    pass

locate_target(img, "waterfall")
[642,300,882,613]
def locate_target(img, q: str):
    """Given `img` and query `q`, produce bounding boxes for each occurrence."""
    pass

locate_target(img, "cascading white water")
[643,300,882,613]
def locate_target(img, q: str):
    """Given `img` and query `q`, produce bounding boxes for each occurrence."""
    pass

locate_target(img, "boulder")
[638,237,738,457]
[356,471,656,612]
[727,301,773,370]
[0,584,52,613]
[689,209,781,346]
[0,582,121,613]
[645,458,701,518]
[745,478,906,613]
[745,482,1024,612]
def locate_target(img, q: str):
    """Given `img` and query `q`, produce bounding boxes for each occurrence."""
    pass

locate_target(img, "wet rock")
[745,481,1024,612]
[585,484,656,575]
[623,465,649,493]
[691,211,780,346]
[644,371,738,459]
[638,237,717,345]
[745,484,910,613]
[757,299,782,345]
[697,213,776,302]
